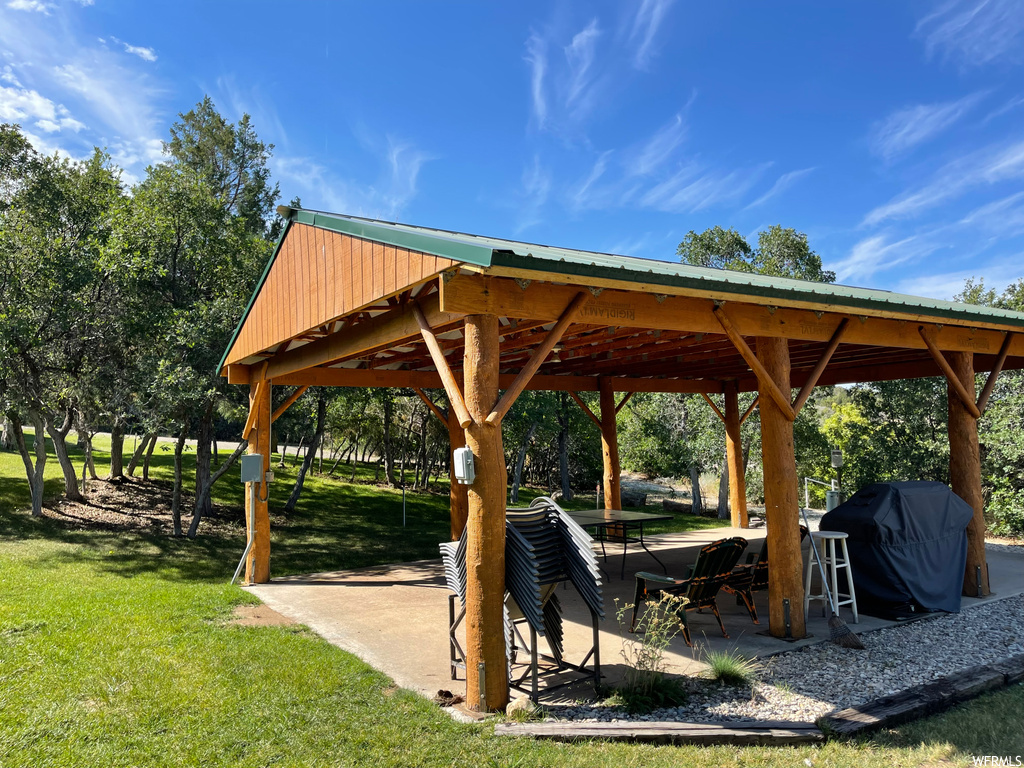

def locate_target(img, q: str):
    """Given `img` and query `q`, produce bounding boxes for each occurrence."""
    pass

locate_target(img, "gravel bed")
[546,593,1024,724]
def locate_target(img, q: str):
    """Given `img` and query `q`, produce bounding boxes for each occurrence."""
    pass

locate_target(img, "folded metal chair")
[630,536,747,646]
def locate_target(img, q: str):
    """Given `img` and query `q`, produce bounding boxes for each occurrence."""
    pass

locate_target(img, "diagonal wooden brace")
[271,385,309,423]
[791,317,848,417]
[976,331,1013,415]
[568,391,602,429]
[486,291,590,425]
[714,306,796,421]
[413,387,449,427]
[412,302,473,428]
[919,326,982,420]
[740,396,759,424]
[701,392,726,422]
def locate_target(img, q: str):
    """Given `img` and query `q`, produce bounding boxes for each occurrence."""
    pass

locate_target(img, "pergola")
[220,206,1024,712]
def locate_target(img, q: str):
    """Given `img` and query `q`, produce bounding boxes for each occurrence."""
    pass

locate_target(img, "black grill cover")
[819,481,973,619]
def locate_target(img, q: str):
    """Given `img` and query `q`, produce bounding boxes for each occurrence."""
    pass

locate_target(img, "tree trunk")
[278,435,288,468]
[187,440,248,538]
[291,436,304,466]
[193,400,215,522]
[689,464,704,517]
[127,432,154,477]
[171,429,187,537]
[717,445,730,520]
[284,390,326,513]
[142,434,157,480]
[212,436,219,466]
[10,412,46,516]
[48,411,83,502]
[0,417,13,451]
[558,391,573,502]
[83,431,98,480]
[108,420,125,480]
[383,393,397,487]
[510,422,538,503]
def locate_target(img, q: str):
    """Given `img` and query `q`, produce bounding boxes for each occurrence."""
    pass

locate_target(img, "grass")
[1,436,1021,766]
[703,650,759,687]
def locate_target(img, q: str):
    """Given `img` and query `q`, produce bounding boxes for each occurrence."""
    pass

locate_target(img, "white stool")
[804,531,858,623]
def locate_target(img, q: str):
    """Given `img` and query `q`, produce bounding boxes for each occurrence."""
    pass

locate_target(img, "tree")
[678,225,835,282]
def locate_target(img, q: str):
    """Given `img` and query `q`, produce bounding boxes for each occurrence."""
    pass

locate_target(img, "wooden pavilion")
[220,206,1024,712]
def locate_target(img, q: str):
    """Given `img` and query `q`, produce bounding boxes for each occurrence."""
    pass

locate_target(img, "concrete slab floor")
[245,530,1024,703]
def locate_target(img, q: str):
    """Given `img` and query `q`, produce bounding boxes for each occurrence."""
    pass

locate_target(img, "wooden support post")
[715,307,796,421]
[723,381,748,529]
[755,337,805,639]
[599,377,622,511]
[246,378,272,584]
[462,314,508,712]
[947,351,990,597]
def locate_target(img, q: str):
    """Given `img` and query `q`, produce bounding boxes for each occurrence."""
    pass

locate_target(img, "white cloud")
[832,233,941,283]
[745,167,815,209]
[895,261,1021,300]
[515,155,551,232]
[627,112,686,176]
[981,94,1024,125]
[868,92,985,160]
[524,31,547,128]
[569,150,614,211]
[864,138,1024,225]
[565,20,600,109]
[273,133,433,221]
[916,0,1024,67]
[0,83,85,136]
[959,191,1024,237]
[628,0,674,70]
[6,0,51,14]
[123,43,157,62]
[640,162,771,213]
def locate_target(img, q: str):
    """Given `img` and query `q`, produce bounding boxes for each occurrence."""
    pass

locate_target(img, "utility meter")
[830,448,844,469]
[240,454,264,483]
[453,446,476,485]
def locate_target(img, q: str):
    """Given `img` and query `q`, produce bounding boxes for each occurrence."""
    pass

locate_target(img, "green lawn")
[0,436,1020,766]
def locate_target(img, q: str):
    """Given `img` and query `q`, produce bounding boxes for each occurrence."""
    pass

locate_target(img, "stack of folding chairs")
[441,496,604,701]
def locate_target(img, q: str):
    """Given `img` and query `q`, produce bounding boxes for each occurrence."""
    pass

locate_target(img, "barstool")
[804,531,858,623]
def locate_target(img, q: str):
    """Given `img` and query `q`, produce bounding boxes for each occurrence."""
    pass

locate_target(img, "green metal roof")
[283,207,1024,329]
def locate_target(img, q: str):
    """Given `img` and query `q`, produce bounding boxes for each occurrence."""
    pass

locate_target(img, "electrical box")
[240,454,264,484]
[830,448,844,469]
[453,446,475,485]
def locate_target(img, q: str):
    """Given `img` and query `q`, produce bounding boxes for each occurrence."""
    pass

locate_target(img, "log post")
[947,351,990,596]
[755,337,806,639]
[462,314,508,712]
[448,414,469,540]
[246,378,272,584]
[723,381,749,529]
[599,377,622,511]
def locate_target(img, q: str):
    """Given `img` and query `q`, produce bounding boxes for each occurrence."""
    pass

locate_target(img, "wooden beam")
[264,293,462,380]
[412,387,448,427]
[919,327,982,420]
[615,392,634,414]
[412,302,473,428]
[271,385,309,423]
[723,381,748,528]
[976,332,1013,414]
[756,337,806,639]
[441,273,1024,355]
[947,352,989,597]
[701,393,726,423]
[245,379,272,584]
[486,291,590,425]
[242,379,268,439]
[568,391,602,429]
[740,396,759,424]
[599,377,622,511]
[462,313,509,712]
[714,307,797,421]
[791,318,849,417]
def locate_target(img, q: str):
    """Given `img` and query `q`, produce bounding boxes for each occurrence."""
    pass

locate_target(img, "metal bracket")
[514,277,532,291]
[654,294,668,304]
[588,286,605,297]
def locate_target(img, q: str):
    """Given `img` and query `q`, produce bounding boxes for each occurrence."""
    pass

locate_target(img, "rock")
[506,695,539,717]
[662,498,691,514]
[621,490,647,508]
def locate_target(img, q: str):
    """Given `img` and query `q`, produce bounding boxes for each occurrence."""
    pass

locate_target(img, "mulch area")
[41,477,245,537]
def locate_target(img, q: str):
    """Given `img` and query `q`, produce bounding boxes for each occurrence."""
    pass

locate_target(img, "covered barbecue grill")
[820,481,974,619]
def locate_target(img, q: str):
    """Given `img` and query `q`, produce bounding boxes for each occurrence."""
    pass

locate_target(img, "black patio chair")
[630,536,747,647]
[721,526,808,625]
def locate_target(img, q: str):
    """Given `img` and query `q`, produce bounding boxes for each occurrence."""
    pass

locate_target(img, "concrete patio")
[245,528,1024,703]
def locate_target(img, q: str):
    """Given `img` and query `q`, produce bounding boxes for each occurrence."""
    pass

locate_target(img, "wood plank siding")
[224,223,458,365]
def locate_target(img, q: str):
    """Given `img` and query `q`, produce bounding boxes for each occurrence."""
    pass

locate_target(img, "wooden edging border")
[491,653,1024,747]
[820,653,1024,738]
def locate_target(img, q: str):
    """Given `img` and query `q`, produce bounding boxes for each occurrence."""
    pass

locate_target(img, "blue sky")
[2,1,1023,299]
